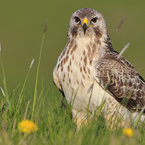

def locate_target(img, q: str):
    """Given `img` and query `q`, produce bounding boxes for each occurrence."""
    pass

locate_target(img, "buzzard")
[53,8,145,127]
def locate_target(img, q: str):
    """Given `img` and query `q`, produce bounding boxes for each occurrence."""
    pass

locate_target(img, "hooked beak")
[82,18,89,33]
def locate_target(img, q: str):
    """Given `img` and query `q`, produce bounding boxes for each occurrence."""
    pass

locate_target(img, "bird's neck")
[94,30,114,57]
[103,31,114,52]
[67,30,114,61]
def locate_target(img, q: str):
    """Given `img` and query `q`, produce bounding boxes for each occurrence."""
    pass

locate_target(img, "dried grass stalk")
[116,17,125,32]
[117,42,130,59]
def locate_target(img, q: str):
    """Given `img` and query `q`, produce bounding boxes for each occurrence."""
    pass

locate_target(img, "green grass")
[0,85,145,145]
[0,17,145,145]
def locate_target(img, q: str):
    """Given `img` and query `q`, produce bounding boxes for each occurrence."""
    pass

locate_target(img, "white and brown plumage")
[53,8,145,127]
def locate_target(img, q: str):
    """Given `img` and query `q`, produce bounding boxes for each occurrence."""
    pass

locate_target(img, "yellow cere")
[18,119,39,134]
[122,128,134,137]
[82,18,89,26]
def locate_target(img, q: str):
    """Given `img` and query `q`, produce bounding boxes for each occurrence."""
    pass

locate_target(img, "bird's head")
[68,8,107,39]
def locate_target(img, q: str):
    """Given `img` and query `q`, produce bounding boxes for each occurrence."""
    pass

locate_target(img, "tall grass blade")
[117,42,130,59]
[0,43,9,104]
[14,58,34,118]
[32,19,48,119]
[133,106,145,129]
[0,86,6,98]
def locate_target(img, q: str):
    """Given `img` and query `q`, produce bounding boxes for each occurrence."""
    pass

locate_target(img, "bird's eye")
[91,17,98,23]
[74,16,80,23]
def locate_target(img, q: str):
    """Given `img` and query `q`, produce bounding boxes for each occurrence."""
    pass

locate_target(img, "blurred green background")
[0,0,145,96]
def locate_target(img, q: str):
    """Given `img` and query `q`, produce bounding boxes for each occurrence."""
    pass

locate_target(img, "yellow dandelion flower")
[122,128,134,137]
[18,119,38,134]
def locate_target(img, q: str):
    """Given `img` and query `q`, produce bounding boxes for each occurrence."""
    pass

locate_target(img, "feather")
[94,52,145,113]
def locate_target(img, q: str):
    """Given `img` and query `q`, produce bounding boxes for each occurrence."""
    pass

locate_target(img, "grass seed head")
[43,19,48,34]
[30,58,35,68]
[116,17,125,32]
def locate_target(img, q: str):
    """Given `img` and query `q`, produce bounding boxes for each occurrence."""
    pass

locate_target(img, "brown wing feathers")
[95,54,145,113]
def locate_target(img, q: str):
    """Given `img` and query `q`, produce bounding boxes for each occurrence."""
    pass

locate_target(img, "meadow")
[0,1,145,144]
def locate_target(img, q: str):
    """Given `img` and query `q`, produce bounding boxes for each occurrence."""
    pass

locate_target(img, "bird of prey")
[53,8,145,127]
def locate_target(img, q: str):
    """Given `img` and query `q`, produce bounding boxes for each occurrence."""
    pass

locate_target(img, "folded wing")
[94,52,145,113]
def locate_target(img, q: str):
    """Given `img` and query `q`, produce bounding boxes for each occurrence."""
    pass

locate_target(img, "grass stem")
[32,19,48,119]
[0,43,9,104]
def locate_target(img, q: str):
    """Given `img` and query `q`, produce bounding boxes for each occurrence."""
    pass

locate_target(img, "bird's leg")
[75,118,88,129]
[105,114,131,130]
[72,109,89,129]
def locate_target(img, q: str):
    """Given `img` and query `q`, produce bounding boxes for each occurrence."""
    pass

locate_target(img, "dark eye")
[74,16,80,23]
[91,17,98,23]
